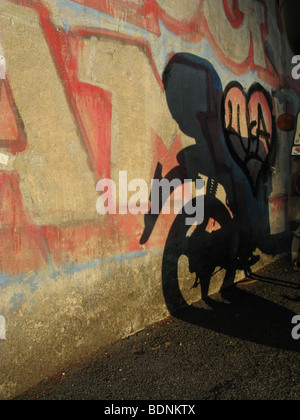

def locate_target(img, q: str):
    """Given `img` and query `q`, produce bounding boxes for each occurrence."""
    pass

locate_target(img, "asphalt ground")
[15,256,300,401]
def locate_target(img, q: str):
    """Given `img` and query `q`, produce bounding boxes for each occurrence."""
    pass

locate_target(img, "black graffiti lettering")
[222,82,273,192]
[256,103,271,145]
[227,100,243,139]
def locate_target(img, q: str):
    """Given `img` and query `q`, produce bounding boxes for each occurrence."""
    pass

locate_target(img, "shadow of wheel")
[162,196,236,314]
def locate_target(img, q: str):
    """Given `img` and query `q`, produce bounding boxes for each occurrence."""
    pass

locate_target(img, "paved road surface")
[15,257,300,401]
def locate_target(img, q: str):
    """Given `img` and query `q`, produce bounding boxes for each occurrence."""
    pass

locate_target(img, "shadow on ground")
[14,257,300,400]
[173,275,300,353]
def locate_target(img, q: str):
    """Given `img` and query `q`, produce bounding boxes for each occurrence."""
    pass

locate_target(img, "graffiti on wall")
[223,82,274,193]
[0,44,27,155]
[141,52,284,311]
[0,0,297,286]
[70,0,282,86]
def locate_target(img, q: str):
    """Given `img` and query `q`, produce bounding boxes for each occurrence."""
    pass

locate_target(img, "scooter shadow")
[170,281,300,353]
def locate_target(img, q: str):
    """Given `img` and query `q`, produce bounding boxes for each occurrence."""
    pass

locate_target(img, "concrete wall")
[0,0,298,399]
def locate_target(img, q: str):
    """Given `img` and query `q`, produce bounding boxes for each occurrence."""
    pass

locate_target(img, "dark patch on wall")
[141,53,290,318]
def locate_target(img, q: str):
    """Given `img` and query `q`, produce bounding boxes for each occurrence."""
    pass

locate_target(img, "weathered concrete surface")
[15,257,300,401]
[0,0,299,400]
[2,247,286,399]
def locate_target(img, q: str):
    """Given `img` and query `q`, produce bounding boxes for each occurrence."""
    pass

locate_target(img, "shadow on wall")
[140,53,296,350]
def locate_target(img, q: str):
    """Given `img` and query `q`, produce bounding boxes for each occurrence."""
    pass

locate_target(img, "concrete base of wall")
[0,249,285,399]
